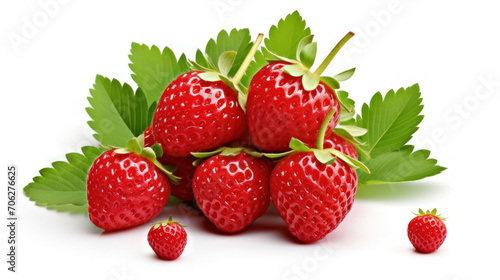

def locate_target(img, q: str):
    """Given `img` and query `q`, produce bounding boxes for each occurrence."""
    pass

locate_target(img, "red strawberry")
[246,32,355,152]
[269,109,368,242]
[152,71,246,157]
[247,61,341,152]
[271,152,357,242]
[87,149,171,231]
[148,217,187,260]
[143,125,155,147]
[144,125,196,201]
[192,151,271,233]
[407,209,447,253]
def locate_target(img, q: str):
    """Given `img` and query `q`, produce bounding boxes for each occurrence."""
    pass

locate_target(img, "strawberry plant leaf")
[265,10,311,61]
[320,76,340,90]
[299,42,317,68]
[24,146,106,214]
[129,43,191,106]
[296,34,315,61]
[357,146,446,185]
[333,68,356,82]
[356,84,424,158]
[302,71,320,91]
[282,64,307,77]
[337,90,356,122]
[200,28,253,78]
[86,75,151,147]
[218,51,237,77]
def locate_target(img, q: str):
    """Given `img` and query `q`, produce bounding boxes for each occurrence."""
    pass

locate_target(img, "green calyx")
[191,33,264,112]
[109,135,180,184]
[263,109,370,174]
[191,146,263,167]
[414,208,447,221]
[153,216,186,229]
[263,32,356,111]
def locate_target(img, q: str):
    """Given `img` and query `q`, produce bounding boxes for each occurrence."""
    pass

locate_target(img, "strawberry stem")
[313,32,354,76]
[316,109,336,150]
[232,33,264,86]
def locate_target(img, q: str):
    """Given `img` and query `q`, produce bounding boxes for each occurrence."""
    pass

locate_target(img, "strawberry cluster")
[86,30,370,245]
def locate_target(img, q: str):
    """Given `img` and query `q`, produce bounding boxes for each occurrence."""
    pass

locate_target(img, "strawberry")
[144,125,196,201]
[269,110,369,242]
[148,217,187,260]
[87,137,177,231]
[247,61,341,152]
[407,209,447,253]
[152,71,246,157]
[247,32,356,152]
[192,150,271,233]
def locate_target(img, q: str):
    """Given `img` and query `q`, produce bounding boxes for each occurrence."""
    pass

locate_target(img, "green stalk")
[232,33,264,86]
[316,109,336,150]
[313,32,354,76]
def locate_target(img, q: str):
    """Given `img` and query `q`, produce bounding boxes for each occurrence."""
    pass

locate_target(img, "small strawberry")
[247,32,356,152]
[192,149,271,233]
[144,125,196,201]
[87,137,177,231]
[408,209,447,253]
[148,217,187,260]
[269,110,369,242]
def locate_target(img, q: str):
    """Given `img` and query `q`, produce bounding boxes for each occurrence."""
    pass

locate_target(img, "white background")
[1,0,500,279]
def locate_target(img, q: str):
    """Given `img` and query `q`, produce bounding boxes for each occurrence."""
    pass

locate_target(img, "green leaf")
[86,75,150,147]
[337,90,356,122]
[129,43,191,106]
[320,76,340,90]
[299,42,317,69]
[333,68,356,82]
[357,146,446,185]
[218,51,237,77]
[328,148,370,174]
[314,150,336,164]
[198,72,221,82]
[202,28,252,78]
[296,34,315,61]
[356,84,424,158]
[262,150,295,159]
[302,71,320,91]
[335,124,367,137]
[282,64,307,77]
[24,146,105,213]
[289,137,312,152]
[265,10,311,60]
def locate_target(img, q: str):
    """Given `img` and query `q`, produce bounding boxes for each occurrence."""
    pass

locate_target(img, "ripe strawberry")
[408,209,447,253]
[192,151,271,233]
[247,61,341,152]
[152,71,246,158]
[270,110,369,242]
[246,32,355,152]
[148,217,187,260]
[87,148,171,231]
[271,152,357,242]
[144,125,196,201]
